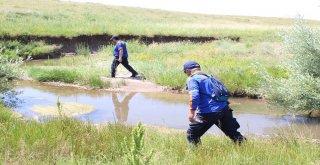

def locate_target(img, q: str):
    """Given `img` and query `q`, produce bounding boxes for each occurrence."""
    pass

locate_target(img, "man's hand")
[188,109,196,123]
[118,58,122,62]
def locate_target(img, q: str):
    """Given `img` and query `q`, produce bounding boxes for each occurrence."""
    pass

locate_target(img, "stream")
[8,80,320,139]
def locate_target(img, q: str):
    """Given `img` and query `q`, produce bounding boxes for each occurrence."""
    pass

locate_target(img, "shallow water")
[9,81,320,139]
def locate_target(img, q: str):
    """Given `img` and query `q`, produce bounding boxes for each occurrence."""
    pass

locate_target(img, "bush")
[0,56,22,93]
[261,20,320,112]
[283,21,320,77]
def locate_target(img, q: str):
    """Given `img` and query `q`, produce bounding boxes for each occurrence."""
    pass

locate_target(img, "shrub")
[283,21,320,77]
[0,56,22,93]
[261,20,320,112]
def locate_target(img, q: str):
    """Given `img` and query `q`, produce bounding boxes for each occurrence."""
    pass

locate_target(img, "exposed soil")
[101,76,164,93]
[1,34,240,59]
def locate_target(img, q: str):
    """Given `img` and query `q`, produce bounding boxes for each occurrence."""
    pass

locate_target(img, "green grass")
[2,0,298,94]
[75,43,90,56]
[24,40,288,94]
[27,56,111,89]
[28,67,80,83]
[1,0,320,42]
[116,40,287,93]
[0,104,319,164]
[0,40,61,59]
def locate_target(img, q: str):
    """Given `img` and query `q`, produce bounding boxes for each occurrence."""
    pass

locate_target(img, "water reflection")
[112,92,136,123]
[0,90,23,108]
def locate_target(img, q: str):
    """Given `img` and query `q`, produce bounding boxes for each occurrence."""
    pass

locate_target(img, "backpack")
[195,73,231,102]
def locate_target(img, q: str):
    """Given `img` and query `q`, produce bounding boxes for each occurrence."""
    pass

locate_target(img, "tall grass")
[26,55,110,89]
[28,66,110,89]
[75,43,90,56]
[28,67,80,83]
[124,40,287,93]
[0,105,319,164]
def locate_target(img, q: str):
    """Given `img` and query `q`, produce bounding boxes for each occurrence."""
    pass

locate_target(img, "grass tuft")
[75,43,90,56]
[28,67,79,83]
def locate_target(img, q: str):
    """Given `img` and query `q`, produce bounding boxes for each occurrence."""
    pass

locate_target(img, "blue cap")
[183,61,201,71]
[110,34,120,40]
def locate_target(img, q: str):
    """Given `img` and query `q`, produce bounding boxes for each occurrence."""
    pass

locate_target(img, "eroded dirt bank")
[1,34,240,59]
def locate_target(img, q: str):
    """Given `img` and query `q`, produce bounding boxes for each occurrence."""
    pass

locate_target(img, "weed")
[123,122,153,165]
[75,43,90,56]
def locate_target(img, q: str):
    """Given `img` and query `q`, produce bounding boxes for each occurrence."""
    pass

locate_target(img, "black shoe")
[130,73,138,78]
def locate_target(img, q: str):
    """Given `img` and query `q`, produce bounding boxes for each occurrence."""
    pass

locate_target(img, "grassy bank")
[25,40,287,94]
[27,57,111,89]
[0,105,319,164]
[0,0,319,41]
[0,40,61,59]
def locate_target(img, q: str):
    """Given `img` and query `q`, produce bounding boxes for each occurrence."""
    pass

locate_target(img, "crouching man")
[183,61,245,145]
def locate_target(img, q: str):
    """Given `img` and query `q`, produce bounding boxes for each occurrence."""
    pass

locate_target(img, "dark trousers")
[187,106,245,145]
[111,57,138,77]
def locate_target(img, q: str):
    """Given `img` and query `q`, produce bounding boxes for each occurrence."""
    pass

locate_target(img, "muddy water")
[11,81,320,139]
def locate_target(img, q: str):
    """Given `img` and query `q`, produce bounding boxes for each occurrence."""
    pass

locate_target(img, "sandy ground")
[101,75,164,93]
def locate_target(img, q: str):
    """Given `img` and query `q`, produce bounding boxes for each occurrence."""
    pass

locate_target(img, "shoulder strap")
[191,72,210,78]
[190,73,214,98]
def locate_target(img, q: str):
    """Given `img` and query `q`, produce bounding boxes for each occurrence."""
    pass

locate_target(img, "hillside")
[1,0,320,40]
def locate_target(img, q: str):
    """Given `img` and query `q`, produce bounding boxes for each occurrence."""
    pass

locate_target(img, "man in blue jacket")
[183,61,244,145]
[110,35,138,78]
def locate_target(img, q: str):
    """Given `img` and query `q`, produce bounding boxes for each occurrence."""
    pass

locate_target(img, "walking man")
[110,35,138,78]
[183,61,245,145]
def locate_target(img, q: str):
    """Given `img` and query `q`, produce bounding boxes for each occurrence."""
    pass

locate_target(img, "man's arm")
[118,47,123,62]
[187,79,200,123]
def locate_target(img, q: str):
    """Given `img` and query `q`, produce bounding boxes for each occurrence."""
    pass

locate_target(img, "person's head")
[110,35,120,43]
[182,61,201,76]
